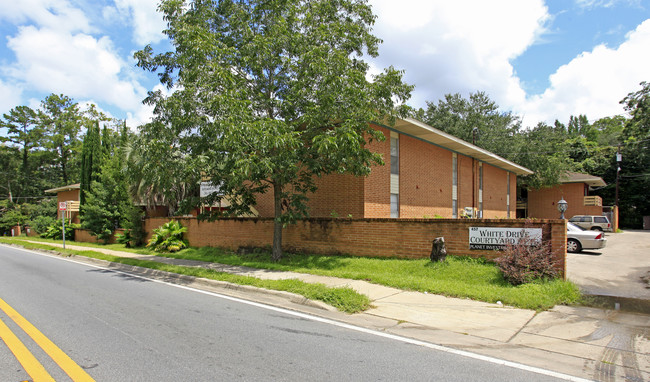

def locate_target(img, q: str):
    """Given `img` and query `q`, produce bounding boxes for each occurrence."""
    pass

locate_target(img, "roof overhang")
[560,172,606,188]
[381,118,534,176]
[44,183,81,194]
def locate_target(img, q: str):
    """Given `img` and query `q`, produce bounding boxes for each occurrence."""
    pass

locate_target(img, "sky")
[1,0,649,130]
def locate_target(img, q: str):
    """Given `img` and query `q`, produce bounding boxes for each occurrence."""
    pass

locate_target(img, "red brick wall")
[399,133,452,218]
[363,125,391,217]
[306,174,365,218]
[57,189,80,223]
[74,229,125,244]
[458,154,474,214]
[528,183,603,219]
[144,217,567,277]
[482,165,508,218]
[252,125,385,218]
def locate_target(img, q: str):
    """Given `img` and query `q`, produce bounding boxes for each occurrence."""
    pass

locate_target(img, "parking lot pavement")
[567,229,650,305]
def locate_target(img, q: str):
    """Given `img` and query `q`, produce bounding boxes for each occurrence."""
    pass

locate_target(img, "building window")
[390,132,399,218]
[452,153,458,218]
[390,193,399,218]
[390,136,399,175]
[506,172,511,218]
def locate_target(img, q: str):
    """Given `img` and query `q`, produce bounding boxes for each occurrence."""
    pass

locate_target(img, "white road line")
[2,244,593,382]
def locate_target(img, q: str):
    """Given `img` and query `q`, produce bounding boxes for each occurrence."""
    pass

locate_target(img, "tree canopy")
[135,0,412,260]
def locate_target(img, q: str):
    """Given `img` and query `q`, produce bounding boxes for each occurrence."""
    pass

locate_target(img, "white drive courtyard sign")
[200,182,221,197]
[469,227,542,250]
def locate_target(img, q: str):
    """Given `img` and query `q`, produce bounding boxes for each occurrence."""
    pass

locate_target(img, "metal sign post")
[59,202,67,249]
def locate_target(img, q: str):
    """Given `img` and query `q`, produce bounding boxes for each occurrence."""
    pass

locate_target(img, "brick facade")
[363,125,392,218]
[528,183,603,220]
[399,132,453,218]
[252,123,521,219]
[142,217,567,277]
[56,188,80,223]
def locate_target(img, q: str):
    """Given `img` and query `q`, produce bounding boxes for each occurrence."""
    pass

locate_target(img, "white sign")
[469,227,542,250]
[59,202,67,211]
[200,182,221,197]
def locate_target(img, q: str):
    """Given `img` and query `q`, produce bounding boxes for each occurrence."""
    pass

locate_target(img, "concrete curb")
[581,293,650,315]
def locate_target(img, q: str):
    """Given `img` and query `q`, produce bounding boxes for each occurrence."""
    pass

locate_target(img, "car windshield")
[567,222,585,231]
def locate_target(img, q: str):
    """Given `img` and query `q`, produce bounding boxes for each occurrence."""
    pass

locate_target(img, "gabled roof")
[384,118,534,176]
[559,172,606,187]
[44,183,80,193]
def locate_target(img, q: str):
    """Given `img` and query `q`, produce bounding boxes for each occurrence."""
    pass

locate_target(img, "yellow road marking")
[0,297,95,382]
[0,315,55,382]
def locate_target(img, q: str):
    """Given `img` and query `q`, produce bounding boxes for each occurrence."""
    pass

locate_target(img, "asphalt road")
[0,245,568,381]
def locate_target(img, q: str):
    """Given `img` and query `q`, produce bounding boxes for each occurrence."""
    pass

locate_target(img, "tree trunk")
[60,145,68,185]
[272,182,283,262]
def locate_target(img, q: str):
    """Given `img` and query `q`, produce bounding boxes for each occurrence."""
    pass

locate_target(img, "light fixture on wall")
[557,198,568,219]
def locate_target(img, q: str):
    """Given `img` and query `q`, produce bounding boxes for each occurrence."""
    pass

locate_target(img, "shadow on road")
[87,268,151,283]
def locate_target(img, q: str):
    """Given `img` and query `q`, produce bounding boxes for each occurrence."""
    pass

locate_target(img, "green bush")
[121,205,146,247]
[41,221,80,240]
[30,215,56,235]
[495,235,559,286]
[146,220,188,253]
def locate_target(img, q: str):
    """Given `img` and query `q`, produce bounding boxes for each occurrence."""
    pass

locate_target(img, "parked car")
[568,215,612,232]
[567,222,607,253]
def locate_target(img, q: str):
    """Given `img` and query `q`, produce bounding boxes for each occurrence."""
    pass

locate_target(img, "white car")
[567,222,607,253]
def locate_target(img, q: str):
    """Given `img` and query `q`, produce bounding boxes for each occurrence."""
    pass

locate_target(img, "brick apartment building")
[518,171,610,221]
[44,118,534,222]
[44,183,81,223]
[255,117,533,219]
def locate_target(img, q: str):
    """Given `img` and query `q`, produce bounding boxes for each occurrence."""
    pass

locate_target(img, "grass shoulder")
[3,237,582,311]
[0,237,370,314]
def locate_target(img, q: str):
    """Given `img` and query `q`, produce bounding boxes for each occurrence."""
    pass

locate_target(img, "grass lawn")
[1,237,582,311]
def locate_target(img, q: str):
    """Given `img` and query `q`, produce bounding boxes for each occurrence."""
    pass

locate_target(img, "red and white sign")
[59,202,67,211]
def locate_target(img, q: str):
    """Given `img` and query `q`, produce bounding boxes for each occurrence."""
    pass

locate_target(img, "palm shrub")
[146,220,188,253]
[495,234,559,286]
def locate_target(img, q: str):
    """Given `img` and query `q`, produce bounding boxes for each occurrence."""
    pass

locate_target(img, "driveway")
[567,229,650,301]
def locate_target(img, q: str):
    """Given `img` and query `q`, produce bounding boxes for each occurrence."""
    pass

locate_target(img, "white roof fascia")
[388,117,534,176]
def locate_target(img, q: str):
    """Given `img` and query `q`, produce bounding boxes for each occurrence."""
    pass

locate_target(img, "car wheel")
[591,226,603,231]
[567,239,582,253]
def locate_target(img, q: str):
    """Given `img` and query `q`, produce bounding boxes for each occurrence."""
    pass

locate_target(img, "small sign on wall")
[200,182,221,197]
[469,227,542,250]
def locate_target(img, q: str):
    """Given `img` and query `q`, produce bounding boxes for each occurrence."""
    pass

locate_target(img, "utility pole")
[615,145,621,207]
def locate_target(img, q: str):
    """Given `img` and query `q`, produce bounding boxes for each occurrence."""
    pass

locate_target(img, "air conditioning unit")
[463,207,477,218]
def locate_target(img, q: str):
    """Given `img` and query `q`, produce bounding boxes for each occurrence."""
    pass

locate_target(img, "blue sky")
[1,0,649,129]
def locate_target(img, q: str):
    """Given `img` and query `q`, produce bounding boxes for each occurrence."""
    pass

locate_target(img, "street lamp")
[557,198,568,219]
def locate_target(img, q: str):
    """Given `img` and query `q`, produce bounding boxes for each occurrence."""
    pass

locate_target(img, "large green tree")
[81,125,133,242]
[618,81,650,227]
[39,94,83,185]
[79,121,102,205]
[0,106,42,197]
[135,0,412,260]
[420,92,521,155]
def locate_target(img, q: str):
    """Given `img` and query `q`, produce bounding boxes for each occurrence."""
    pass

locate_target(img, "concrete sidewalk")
[20,241,650,382]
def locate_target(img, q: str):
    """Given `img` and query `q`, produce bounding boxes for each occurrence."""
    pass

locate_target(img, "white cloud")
[0,0,92,33]
[106,0,166,45]
[574,0,642,9]
[125,84,178,128]
[6,26,148,112]
[370,0,650,127]
[520,19,650,125]
[369,0,550,111]
[0,79,23,115]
